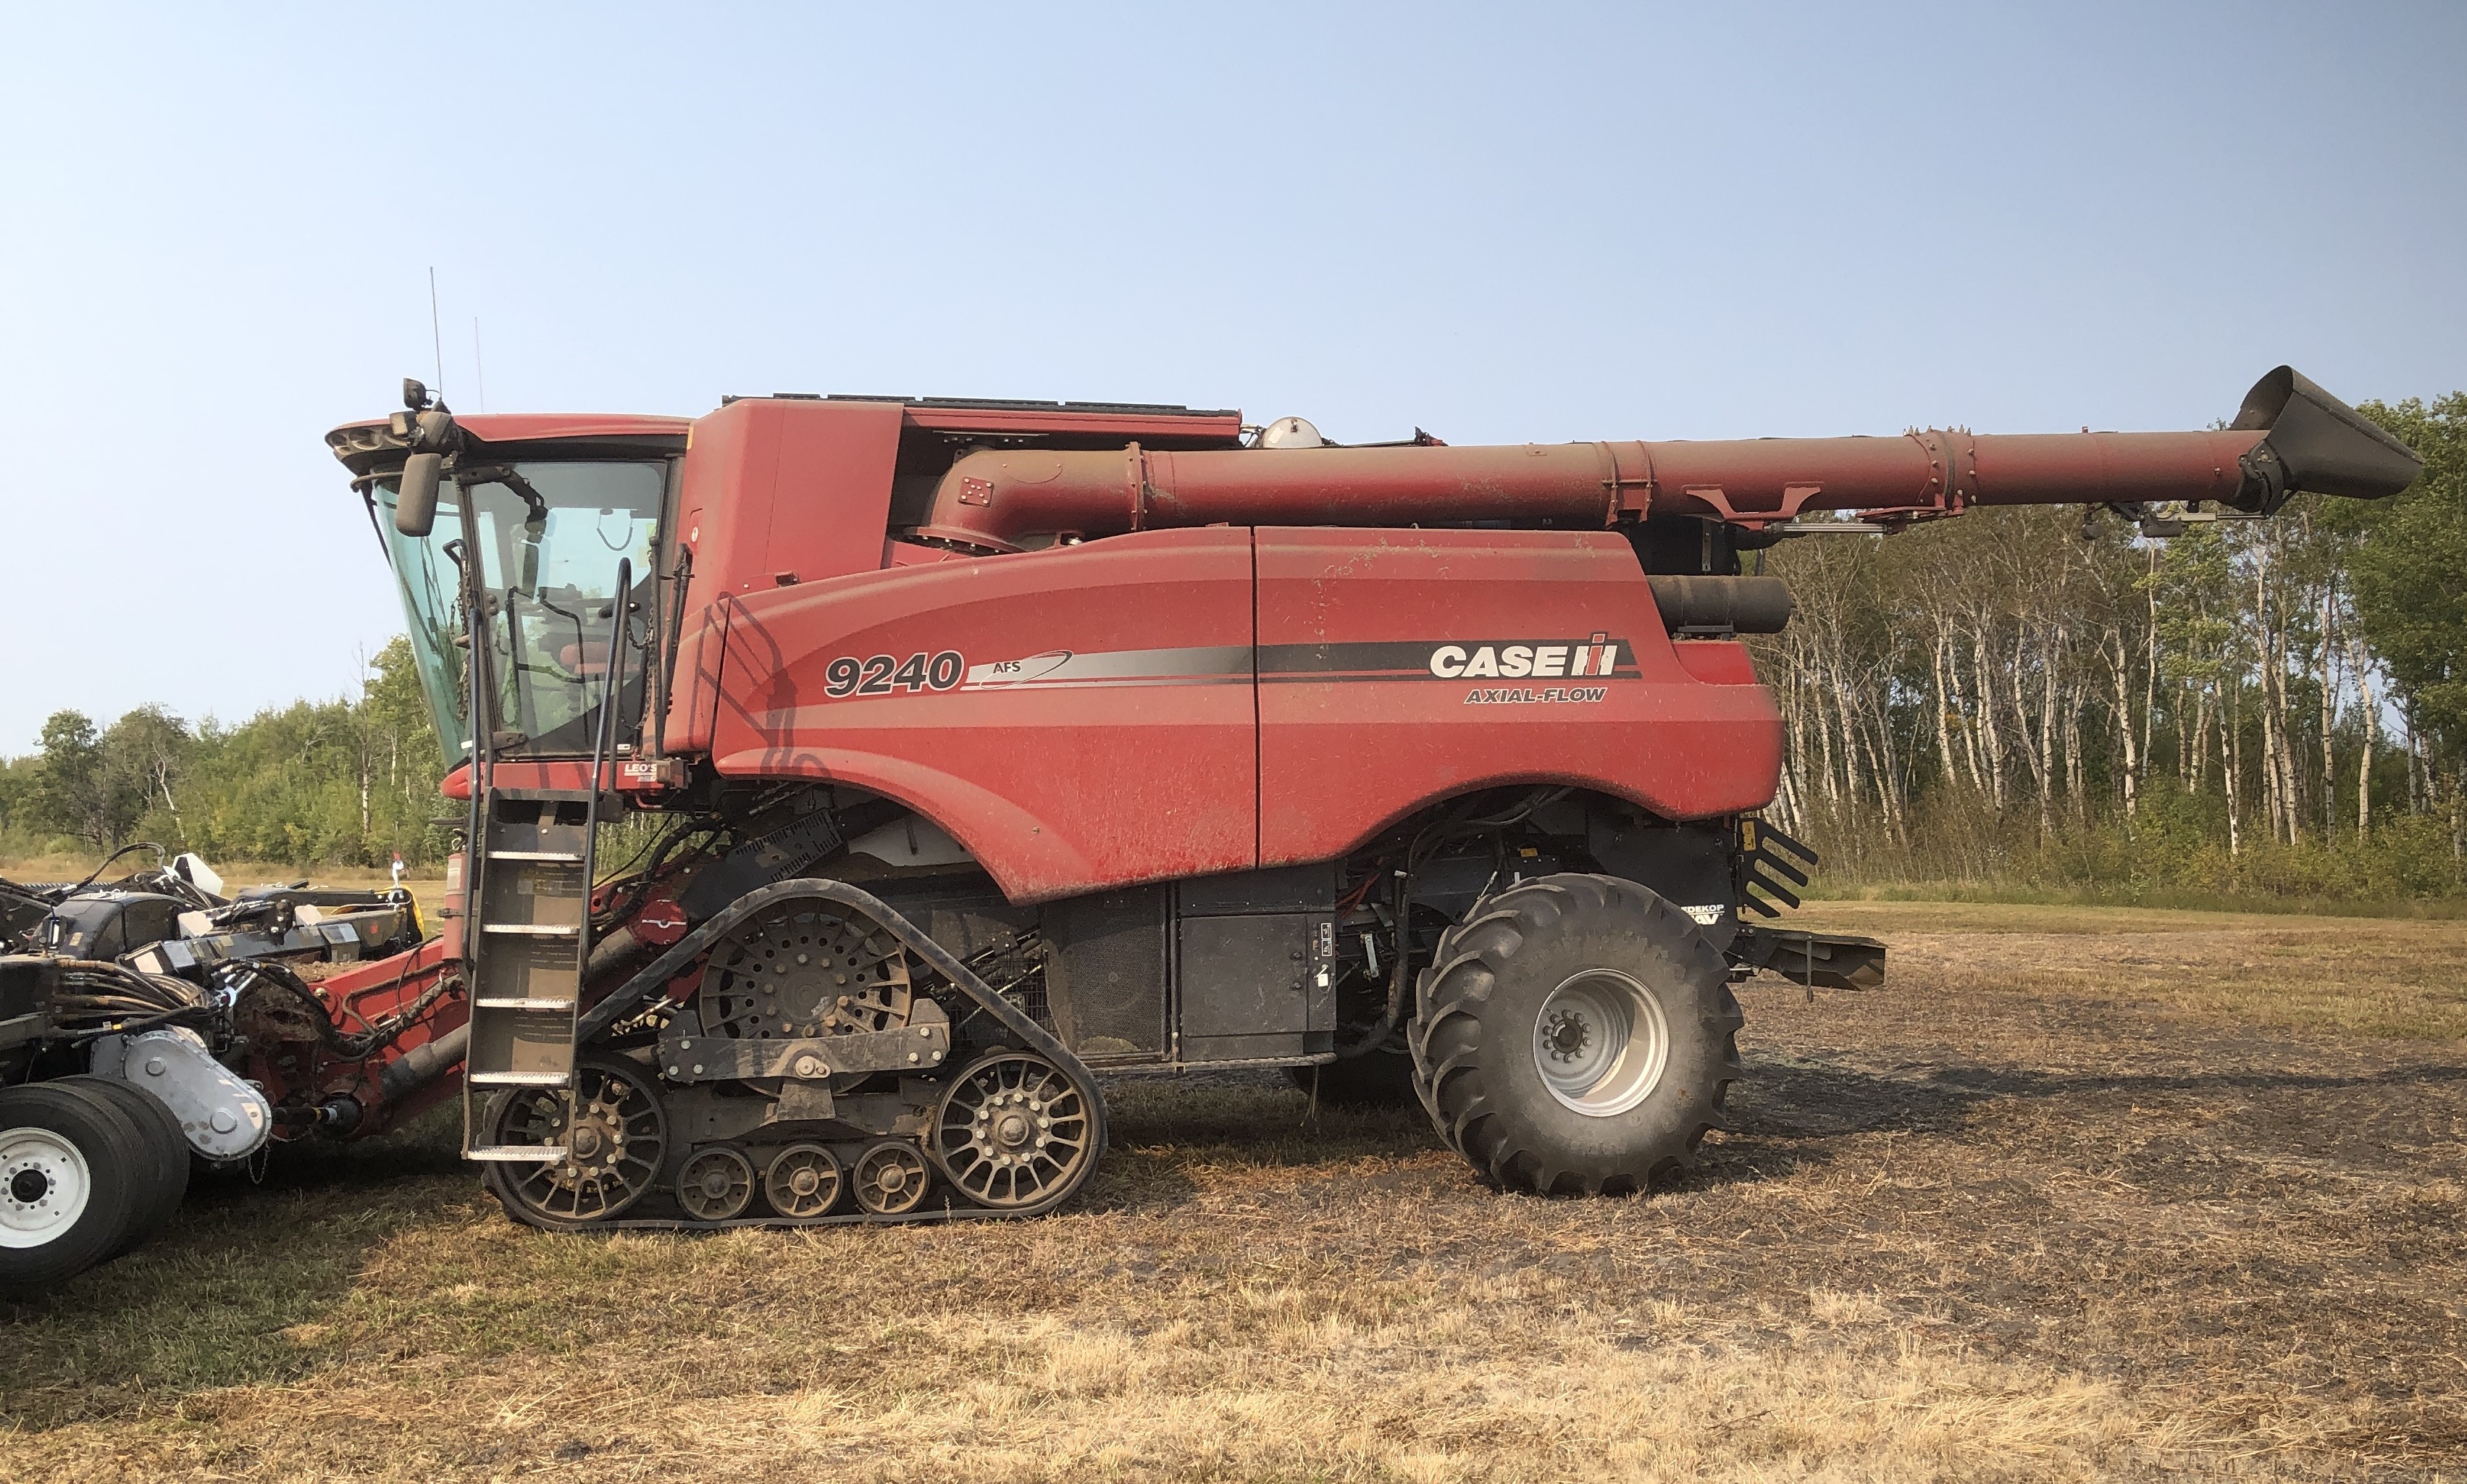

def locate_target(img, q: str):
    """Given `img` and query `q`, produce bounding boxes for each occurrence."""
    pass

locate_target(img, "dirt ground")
[3,901,2462,1482]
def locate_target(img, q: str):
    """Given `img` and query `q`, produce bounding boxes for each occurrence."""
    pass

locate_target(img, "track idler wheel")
[932,1049,1100,1213]
[482,1058,669,1227]
[763,1144,843,1217]
[675,1146,757,1222]
[851,1141,931,1215]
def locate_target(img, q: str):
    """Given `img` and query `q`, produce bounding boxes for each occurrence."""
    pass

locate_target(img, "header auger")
[1,364,2417,1286]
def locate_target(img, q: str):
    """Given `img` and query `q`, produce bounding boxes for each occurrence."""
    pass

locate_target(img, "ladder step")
[469,1070,573,1087]
[481,923,582,936]
[468,1145,571,1162]
[488,850,585,863]
[474,997,579,1010]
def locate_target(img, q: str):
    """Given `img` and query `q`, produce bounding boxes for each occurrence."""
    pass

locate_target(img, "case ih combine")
[1,364,2420,1286]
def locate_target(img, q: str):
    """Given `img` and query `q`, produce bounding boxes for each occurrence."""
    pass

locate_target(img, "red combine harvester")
[0,366,2421,1281]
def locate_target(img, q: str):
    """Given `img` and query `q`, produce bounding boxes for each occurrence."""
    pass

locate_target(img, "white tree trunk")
[2352,634,2376,838]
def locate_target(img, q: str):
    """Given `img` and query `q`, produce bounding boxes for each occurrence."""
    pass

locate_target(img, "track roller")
[851,1141,932,1215]
[763,1144,844,1217]
[676,1146,757,1221]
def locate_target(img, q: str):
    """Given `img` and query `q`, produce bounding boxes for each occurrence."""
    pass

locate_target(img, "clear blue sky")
[2,3,2461,753]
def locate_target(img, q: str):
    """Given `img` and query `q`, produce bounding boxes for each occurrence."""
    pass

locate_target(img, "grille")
[1042,886,1168,1059]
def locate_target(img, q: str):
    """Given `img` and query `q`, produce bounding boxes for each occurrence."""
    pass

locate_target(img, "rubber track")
[504,879,1108,1231]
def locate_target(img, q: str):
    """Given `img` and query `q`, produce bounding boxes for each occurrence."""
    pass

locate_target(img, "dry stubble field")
[4,900,2464,1483]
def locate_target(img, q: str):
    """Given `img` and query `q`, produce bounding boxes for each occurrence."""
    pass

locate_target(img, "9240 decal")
[822,650,966,697]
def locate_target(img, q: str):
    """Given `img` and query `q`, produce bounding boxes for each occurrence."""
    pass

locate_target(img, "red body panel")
[708,529,1260,902]
[1255,530,1780,864]
[696,524,1783,901]
[679,398,905,597]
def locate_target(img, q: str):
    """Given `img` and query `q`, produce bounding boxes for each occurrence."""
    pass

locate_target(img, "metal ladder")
[460,788,597,1159]
[461,558,632,1160]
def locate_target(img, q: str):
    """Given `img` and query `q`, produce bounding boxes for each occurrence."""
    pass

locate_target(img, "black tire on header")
[0,1083,150,1292]
[56,1075,191,1252]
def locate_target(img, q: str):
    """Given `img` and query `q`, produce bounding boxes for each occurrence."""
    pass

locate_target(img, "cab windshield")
[372,461,666,763]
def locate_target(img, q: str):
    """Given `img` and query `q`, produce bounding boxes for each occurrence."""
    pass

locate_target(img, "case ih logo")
[1427,634,1621,680]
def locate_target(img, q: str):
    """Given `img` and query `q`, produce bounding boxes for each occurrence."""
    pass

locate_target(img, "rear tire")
[55,1076,190,1254]
[1407,874,1742,1196]
[0,1083,150,1291]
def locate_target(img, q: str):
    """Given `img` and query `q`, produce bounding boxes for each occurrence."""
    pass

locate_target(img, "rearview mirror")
[395,453,443,537]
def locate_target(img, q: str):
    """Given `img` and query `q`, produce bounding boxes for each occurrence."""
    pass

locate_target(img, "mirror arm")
[453,464,550,524]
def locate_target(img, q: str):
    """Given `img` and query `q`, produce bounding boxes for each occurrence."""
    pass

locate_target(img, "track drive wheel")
[1407,873,1741,1196]
[482,1058,669,1227]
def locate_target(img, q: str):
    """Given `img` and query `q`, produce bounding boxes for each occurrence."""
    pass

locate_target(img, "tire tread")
[1407,873,1743,1196]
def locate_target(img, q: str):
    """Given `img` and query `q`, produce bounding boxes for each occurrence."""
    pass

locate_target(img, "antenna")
[427,267,444,398]
[473,317,486,414]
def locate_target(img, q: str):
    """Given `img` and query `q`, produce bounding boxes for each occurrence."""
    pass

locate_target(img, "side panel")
[708,527,1259,902]
[664,398,904,753]
[1176,914,1320,1061]
[677,397,905,598]
[1255,528,1783,864]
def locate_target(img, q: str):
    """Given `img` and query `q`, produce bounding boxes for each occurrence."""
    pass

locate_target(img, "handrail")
[577,558,633,953]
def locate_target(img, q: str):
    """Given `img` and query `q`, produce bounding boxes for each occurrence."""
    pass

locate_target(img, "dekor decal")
[1459,684,1610,705]
[816,637,1636,700]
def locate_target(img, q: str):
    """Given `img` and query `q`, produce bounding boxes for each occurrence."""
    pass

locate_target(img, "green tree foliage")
[4,637,451,869]
[2338,395,2467,763]
[28,712,114,847]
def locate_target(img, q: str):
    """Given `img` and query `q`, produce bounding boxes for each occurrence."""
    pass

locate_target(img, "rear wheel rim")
[1532,971,1670,1118]
[1,1128,91,1249]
